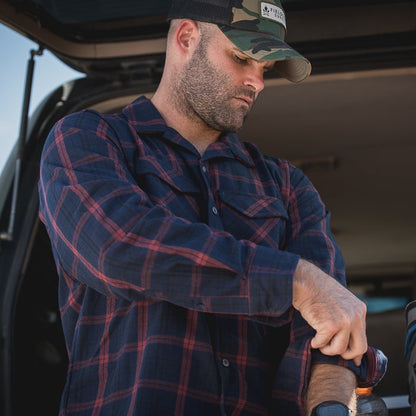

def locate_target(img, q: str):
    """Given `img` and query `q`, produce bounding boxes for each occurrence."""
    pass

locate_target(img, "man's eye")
[234,55,247,64]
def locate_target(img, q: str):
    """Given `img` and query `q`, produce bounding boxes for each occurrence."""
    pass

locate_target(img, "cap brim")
[220,27,312,83]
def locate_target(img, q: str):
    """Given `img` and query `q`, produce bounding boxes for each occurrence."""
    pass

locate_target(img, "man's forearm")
[305,364,357,415]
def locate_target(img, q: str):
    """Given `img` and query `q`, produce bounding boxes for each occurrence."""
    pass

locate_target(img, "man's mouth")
[234,96,253,108]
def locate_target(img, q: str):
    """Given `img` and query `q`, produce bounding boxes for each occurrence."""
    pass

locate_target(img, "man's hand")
[293,259,367,366]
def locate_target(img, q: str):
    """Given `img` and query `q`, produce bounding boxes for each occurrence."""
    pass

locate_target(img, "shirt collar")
[123,96,255,167]
[122,96,168,134]
[203,134,255,167]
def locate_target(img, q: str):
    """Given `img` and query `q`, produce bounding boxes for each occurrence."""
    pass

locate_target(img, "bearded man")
[38,1,386,415]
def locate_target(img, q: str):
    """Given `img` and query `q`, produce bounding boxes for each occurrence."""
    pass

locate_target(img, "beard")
[173,37,256,133]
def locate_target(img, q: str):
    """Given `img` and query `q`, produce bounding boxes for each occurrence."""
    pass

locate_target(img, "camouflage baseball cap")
[168,0,311,83]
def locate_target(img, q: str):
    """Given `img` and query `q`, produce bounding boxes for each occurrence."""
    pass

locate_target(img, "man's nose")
[243,66,265,94]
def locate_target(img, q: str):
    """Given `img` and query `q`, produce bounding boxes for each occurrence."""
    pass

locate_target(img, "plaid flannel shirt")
[39,97,386,415]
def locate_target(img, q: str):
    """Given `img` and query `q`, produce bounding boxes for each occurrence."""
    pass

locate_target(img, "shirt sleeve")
[284,162,346,281]
[38,110,300,317]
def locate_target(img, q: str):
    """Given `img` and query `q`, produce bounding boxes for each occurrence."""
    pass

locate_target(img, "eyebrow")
[232,47,275,69]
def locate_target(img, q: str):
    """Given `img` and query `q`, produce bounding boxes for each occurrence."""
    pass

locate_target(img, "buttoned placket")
[199,160,222,230]
[198,157,232,416]
[146,130,234,413]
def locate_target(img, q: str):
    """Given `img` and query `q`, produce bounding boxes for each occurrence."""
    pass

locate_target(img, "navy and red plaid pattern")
[39,97,386,415]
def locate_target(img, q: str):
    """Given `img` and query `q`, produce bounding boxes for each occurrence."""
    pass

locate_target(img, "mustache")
[233,88,257,101]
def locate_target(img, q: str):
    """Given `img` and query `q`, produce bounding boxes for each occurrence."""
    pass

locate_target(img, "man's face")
[175,27,270,133]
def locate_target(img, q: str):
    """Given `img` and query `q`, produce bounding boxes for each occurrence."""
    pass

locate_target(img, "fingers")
[310,330,334,350]
[353,355,363,367]
[341,326,368,366]
[313,328,350,356]
[311,321,368,366]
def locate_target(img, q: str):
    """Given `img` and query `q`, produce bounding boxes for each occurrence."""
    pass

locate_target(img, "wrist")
[292,259,318,310]
[311,401,353,416]
[306,364,357,415]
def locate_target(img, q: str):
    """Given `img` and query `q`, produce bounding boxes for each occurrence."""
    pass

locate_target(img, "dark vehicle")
[0,0,415,415]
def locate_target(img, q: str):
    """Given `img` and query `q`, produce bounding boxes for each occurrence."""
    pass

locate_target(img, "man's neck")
[151,88,220,156]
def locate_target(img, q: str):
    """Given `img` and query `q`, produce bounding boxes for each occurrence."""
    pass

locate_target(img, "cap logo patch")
[260,2,286,29]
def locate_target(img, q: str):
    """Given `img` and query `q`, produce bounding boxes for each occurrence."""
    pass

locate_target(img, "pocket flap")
[136,159,199,194]
[219,191,288,219]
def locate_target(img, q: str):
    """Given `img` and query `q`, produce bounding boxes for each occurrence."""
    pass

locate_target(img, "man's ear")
[174,20,200,56]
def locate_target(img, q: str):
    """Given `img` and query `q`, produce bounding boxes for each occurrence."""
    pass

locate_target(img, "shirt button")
[212,206,218,215]
[222,358,230,368]
[201,165,207,173]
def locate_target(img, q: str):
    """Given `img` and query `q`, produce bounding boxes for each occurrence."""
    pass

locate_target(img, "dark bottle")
[356,387,388,415]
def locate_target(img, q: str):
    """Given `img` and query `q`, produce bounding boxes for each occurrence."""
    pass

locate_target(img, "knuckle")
[353,303,366,321]
[357,298,367,314]
[341,314,351,326]
[326,322,339,335]
[361,302,367,315]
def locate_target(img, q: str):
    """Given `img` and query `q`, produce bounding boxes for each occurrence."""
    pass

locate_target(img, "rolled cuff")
[311,346,388,388]
[247,244,300,317]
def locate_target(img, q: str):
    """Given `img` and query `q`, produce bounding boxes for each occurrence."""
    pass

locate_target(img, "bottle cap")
[357,387,373,396]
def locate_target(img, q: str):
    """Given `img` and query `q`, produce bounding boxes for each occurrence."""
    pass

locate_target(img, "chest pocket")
[218,191,288,249]
[135,160,202,221]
